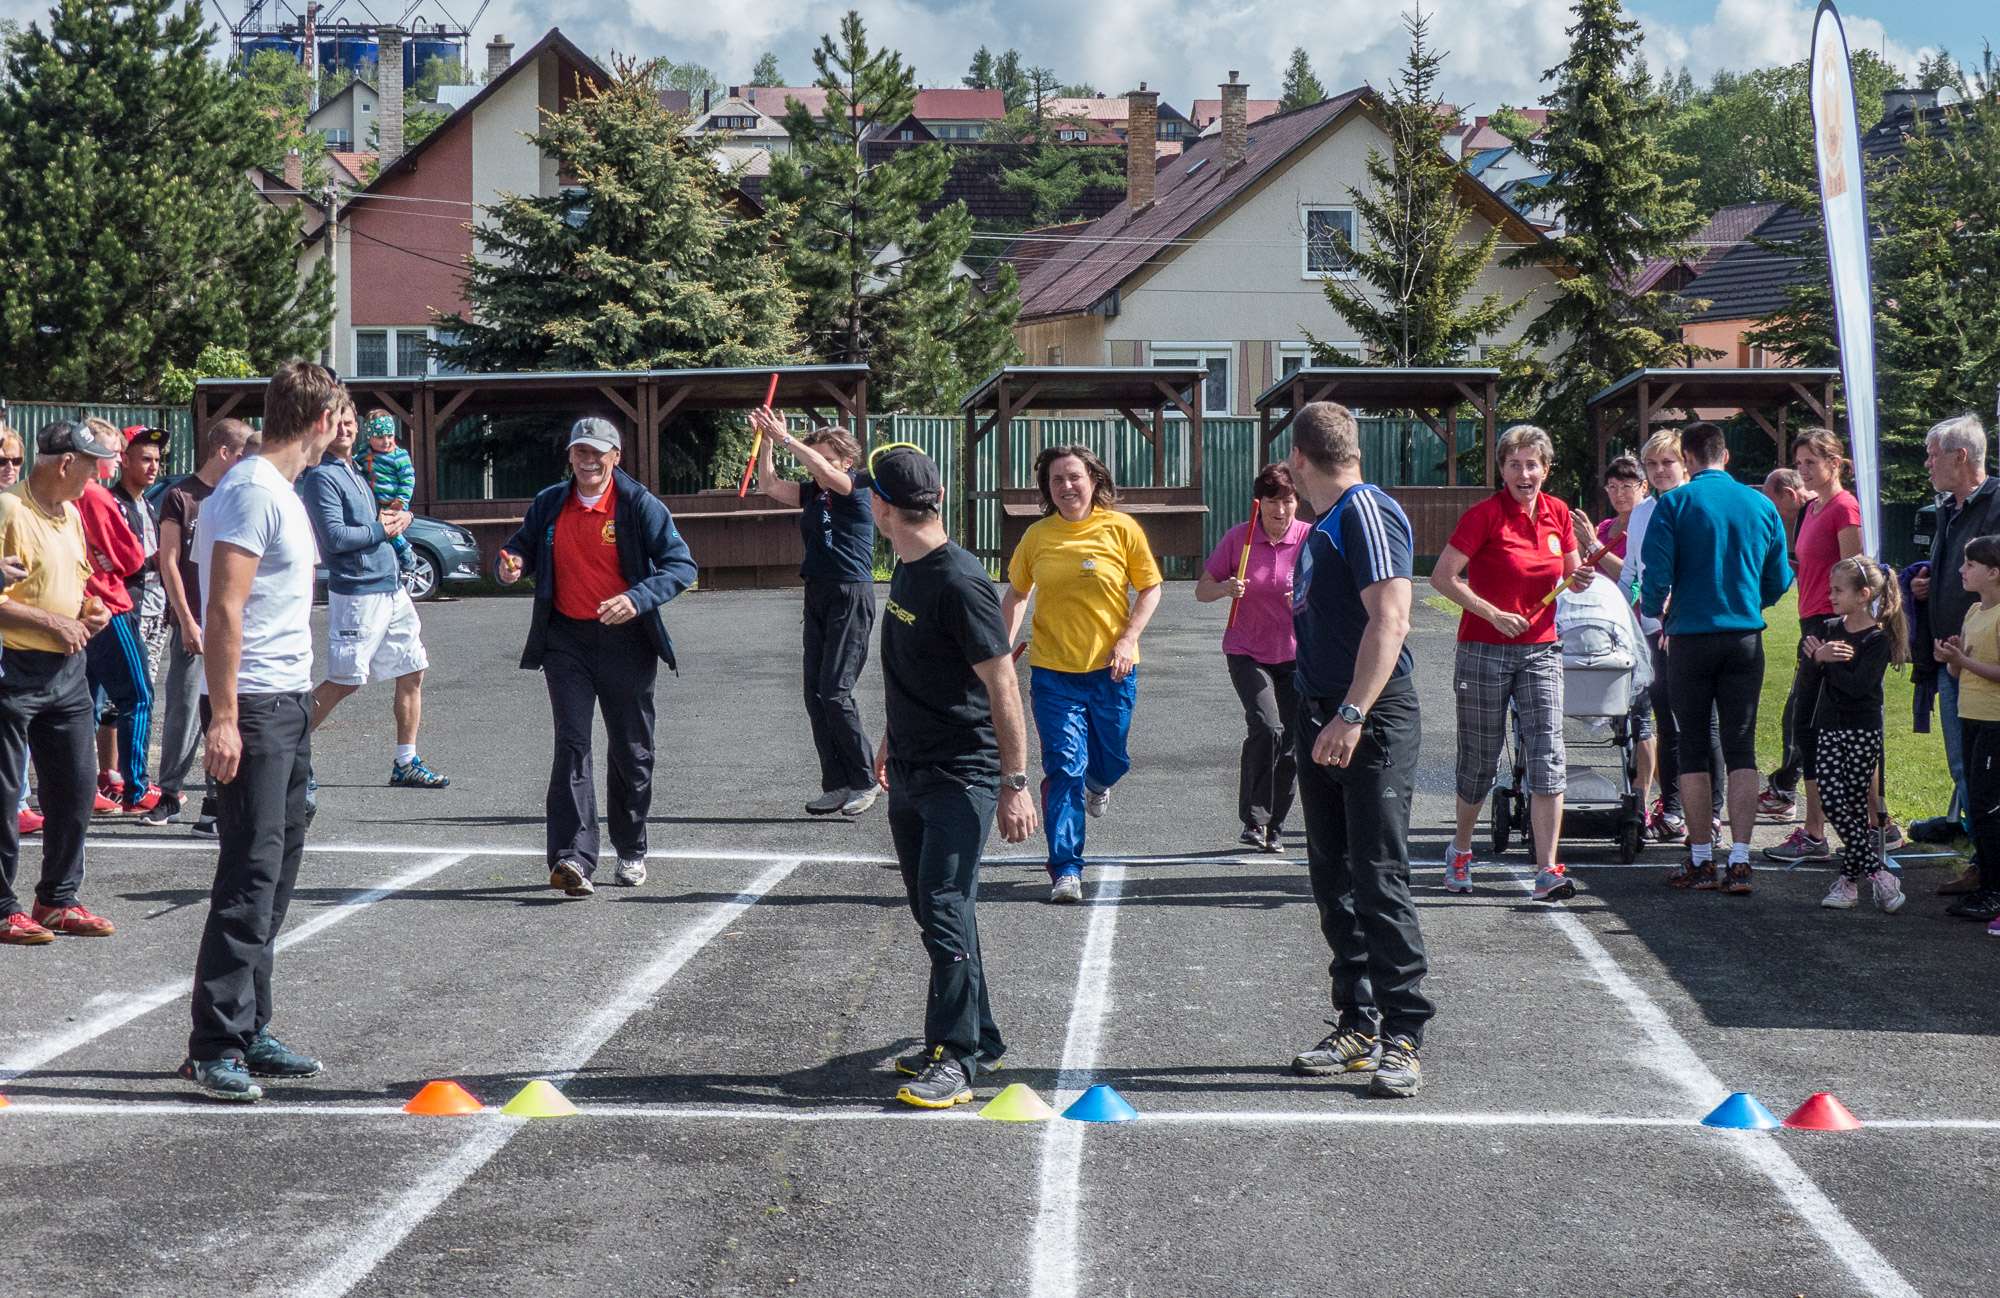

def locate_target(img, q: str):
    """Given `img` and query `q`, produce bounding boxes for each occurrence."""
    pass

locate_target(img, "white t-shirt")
[1621,494,1662,636]
[196,455,319,695]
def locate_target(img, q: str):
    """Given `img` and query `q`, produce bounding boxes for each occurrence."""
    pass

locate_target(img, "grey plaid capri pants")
[1454,640,1566,803]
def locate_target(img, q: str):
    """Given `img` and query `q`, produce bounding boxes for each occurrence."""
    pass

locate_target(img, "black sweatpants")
[188,691,312,1061]
[543,615,657,874]
[1294,680,1433,1046]
[1226,653,1297,832]
[887,762,1003,1072]
[1770,616,1819,795]
[803,581,876,793]
[1667,630,1765,772]
[0,650,96,915]
[1648,630,1725,816]
[1962,718,2000,891]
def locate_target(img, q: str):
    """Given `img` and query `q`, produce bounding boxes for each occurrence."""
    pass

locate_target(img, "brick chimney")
[378,25,405,166]
[1220,71,1248,169]
[486,33,513,81]
[1126,82,1158,211]
[282,147,303,192]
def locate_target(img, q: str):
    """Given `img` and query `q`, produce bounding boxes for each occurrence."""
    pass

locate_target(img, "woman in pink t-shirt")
[1765,426,1868,863]
[1196,463,1310,853]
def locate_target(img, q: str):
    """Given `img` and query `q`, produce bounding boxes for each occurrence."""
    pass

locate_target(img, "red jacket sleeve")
[79,482,146,579]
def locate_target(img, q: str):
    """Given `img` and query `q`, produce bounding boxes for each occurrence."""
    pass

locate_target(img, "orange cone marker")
[1782,1092,1862,1131]
[403,1080,485,1116]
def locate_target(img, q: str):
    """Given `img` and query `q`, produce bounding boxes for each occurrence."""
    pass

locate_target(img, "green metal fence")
[0,400,198,476]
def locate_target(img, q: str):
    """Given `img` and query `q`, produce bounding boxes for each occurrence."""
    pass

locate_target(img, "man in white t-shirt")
[179,361,340,1104]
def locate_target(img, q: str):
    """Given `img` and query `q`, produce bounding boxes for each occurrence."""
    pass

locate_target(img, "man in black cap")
[866,441,1039,1109]
[497,417,697,897]
[0,420,117,946]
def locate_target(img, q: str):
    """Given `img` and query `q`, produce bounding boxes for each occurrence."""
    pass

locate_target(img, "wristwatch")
[1001,772,1030,791]
[1336,702,1366,726]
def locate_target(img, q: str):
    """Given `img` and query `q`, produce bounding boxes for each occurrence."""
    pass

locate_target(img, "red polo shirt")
[1447,489,1576,645]
[552,487,626,621]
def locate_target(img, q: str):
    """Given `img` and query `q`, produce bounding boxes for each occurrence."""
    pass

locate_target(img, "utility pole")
[324,181,339,370]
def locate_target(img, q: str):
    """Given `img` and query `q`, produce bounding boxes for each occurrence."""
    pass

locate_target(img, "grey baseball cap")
[37,419,119,460]
[568,418,621,453]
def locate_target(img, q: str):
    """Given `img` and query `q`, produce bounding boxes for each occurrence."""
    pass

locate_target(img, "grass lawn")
[1421,589,1951,824]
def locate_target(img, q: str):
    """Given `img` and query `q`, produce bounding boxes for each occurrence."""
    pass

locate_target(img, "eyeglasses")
[0,457,21,467]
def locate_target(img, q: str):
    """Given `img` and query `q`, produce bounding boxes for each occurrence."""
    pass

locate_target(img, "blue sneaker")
[244,1028,322,1079]
[178,1057,264,1103]
[390,756,449,788]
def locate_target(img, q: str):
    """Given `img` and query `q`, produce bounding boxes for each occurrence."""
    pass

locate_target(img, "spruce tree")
[964,46,995,90]
[1279,48,1326,112]
[751,51,783,86]
[993,49,1030,111]
[1508,0,1705,488]
[1307,9,1523,367]
[0,0,331,401]
[432,59,801,485]
[763,11,1019,413]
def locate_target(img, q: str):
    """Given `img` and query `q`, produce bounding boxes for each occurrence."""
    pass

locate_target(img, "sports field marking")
[1531,876,1921,1298]
[0,851,470,1085]
[1027,864,1128,1298]
[289,856,803,1298]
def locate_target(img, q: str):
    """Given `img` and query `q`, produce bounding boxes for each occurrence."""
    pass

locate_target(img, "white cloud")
[1634,0,1933,84]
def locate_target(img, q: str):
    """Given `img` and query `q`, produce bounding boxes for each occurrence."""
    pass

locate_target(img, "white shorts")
[325,588,429,687]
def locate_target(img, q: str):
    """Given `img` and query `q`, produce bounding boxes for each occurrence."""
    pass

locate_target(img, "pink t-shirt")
[1596,514,1628,559]
[1795,489,1862,617]
[1204,516,1311,664]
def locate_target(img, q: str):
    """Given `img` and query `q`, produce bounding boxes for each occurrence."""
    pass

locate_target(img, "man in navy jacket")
[498,418,696,896]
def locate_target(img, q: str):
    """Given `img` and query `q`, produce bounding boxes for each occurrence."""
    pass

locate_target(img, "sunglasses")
[0,457,19,467]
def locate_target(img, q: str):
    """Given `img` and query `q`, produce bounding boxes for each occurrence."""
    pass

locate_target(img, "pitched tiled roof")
[1627,200,1784,296]
[735,142,1126,230]
[1464,145,1510,177]
[913,88,1005,120]
[326,151,376,187]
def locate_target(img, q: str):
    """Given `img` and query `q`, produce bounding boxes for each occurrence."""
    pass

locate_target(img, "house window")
[353,330,389,377]
[899,128,914,141]
[1302,205,1358,278]
[432,328,465,375]
[360,102,371,114]
[1046,345,1063,365]
[1159,120,1182,140]
[353,327,443,377]
[1279,340,1360,380]
[396,331,431,378]
[1154,347,1232,416]
[323,127,351,149]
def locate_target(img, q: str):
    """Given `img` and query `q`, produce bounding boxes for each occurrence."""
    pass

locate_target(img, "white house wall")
[473,55,551,227]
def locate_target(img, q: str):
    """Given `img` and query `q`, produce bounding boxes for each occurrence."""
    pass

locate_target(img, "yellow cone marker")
[978,1083,1055,1123]
[500,1080,579,1118]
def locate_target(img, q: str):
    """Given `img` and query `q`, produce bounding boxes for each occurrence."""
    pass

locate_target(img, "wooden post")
[1442,402,1458,486]
[1482,379,1497,488]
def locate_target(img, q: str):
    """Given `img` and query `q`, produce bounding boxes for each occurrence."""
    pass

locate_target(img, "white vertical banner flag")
[1810,1,1880,554]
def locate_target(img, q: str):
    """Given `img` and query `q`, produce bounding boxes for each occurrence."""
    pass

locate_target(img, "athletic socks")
[1727,842,1751,866]
[1690,842,1713,865]
[395,744,417,765]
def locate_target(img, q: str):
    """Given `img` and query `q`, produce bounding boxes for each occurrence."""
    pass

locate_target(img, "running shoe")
[1049,874,1083,904]
[136,794,181,827]
[1370,1036,1423,1098]
[1531,864,1577,901]
[1881,818,1905,851]
[1937,864,1980,895]
[1665,858,1716,890]
[805,790,846,815]
[1291,1024,1381,1076]
[1907,815,1961,844]
[123,784,162,814]
[1987,915,2000,939]
[1085,786,1111,819]
[895,1048,974,1109]
[1259,825,1285,854]
[1869,869,1906,914]
[550,860,594,898]
[1238,826,1266,850]
[1443,847,1474,894]
[389,756,450,788]
[30,902,114,936]
[1654,801,1688,840]
[840,786,878,817]
[1763,828,1832,864]
[92,790,121,816]
[1721,862,1755,895]
[16,808,43,836]
[614,857,648,887]
[1,911,53,946]
[191,795,218,838]
[896,1046,1003,1078]
[1820,876,1859,909]
[178,1057,262,1103]
[1758,788,1799,821]
[245,1028,323,1079]
[1944,889,2000,921]
[97,770,124,802]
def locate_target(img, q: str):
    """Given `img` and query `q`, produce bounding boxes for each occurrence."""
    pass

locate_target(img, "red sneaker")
[93,791,122,815]
[30,902,114,937]
[2,911,54,945]
[98,770,124,798]
[16,808,44,835]
[124,785,162,813]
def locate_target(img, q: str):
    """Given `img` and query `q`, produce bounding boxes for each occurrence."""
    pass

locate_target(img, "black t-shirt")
[1798,615,1892,730]
[799,473,876,584]
[882,541,1011,773]
[157,476,214,614]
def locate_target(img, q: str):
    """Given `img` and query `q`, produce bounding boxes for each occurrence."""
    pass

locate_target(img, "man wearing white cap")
[497,418,697,896]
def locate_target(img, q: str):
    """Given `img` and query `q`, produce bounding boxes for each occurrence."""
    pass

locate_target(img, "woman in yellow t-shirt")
[1000,446,1163,904]
[1935,533,2000,924]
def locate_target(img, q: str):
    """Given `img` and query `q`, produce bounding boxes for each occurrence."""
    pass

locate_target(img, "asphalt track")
[0,589,1992,1298]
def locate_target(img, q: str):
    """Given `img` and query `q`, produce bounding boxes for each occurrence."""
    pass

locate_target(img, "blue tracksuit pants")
[1031,666,1137,879]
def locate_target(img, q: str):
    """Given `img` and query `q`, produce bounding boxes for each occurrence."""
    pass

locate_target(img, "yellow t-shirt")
[1957,601,2000,722]
[1008,507,1163,674]
[0,482,91,655]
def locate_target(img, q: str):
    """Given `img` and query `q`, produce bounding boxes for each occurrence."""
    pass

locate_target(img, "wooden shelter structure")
[958,366,1210,570]
[193,366,871,589]
[1587,367,1842,506]
[1253,367,1501,557]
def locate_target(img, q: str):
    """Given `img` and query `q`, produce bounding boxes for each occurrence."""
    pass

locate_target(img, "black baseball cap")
[37,420,119,460]
[864,443,942,509]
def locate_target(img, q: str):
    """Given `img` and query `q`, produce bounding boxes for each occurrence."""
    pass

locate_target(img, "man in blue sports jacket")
[497,419,697,897]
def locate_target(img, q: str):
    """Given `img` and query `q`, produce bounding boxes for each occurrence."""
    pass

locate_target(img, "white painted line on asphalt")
[1530,875,1922,1298]
[1027,864,1127,1298]
[0,852,470,1085]
[287,856,803,1298]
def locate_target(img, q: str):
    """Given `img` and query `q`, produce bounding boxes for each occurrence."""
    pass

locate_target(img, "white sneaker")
[1869,869,1906,914]
[840,786,879,817]
[1820,875,1859,909]
[1085,787,1111,819]
[1049,874,1083,904]
[614,857,648,888]
[1443,847,1474,894]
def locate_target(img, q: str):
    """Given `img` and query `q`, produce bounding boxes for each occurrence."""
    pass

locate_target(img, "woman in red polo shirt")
[1429,424,1584,903]
[1195,462,1310,853]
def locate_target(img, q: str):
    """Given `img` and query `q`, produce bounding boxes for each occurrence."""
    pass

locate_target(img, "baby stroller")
[1489,575,1650,863]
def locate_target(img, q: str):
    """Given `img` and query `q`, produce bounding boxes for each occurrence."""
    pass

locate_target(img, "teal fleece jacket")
[1638,468,1792,633]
